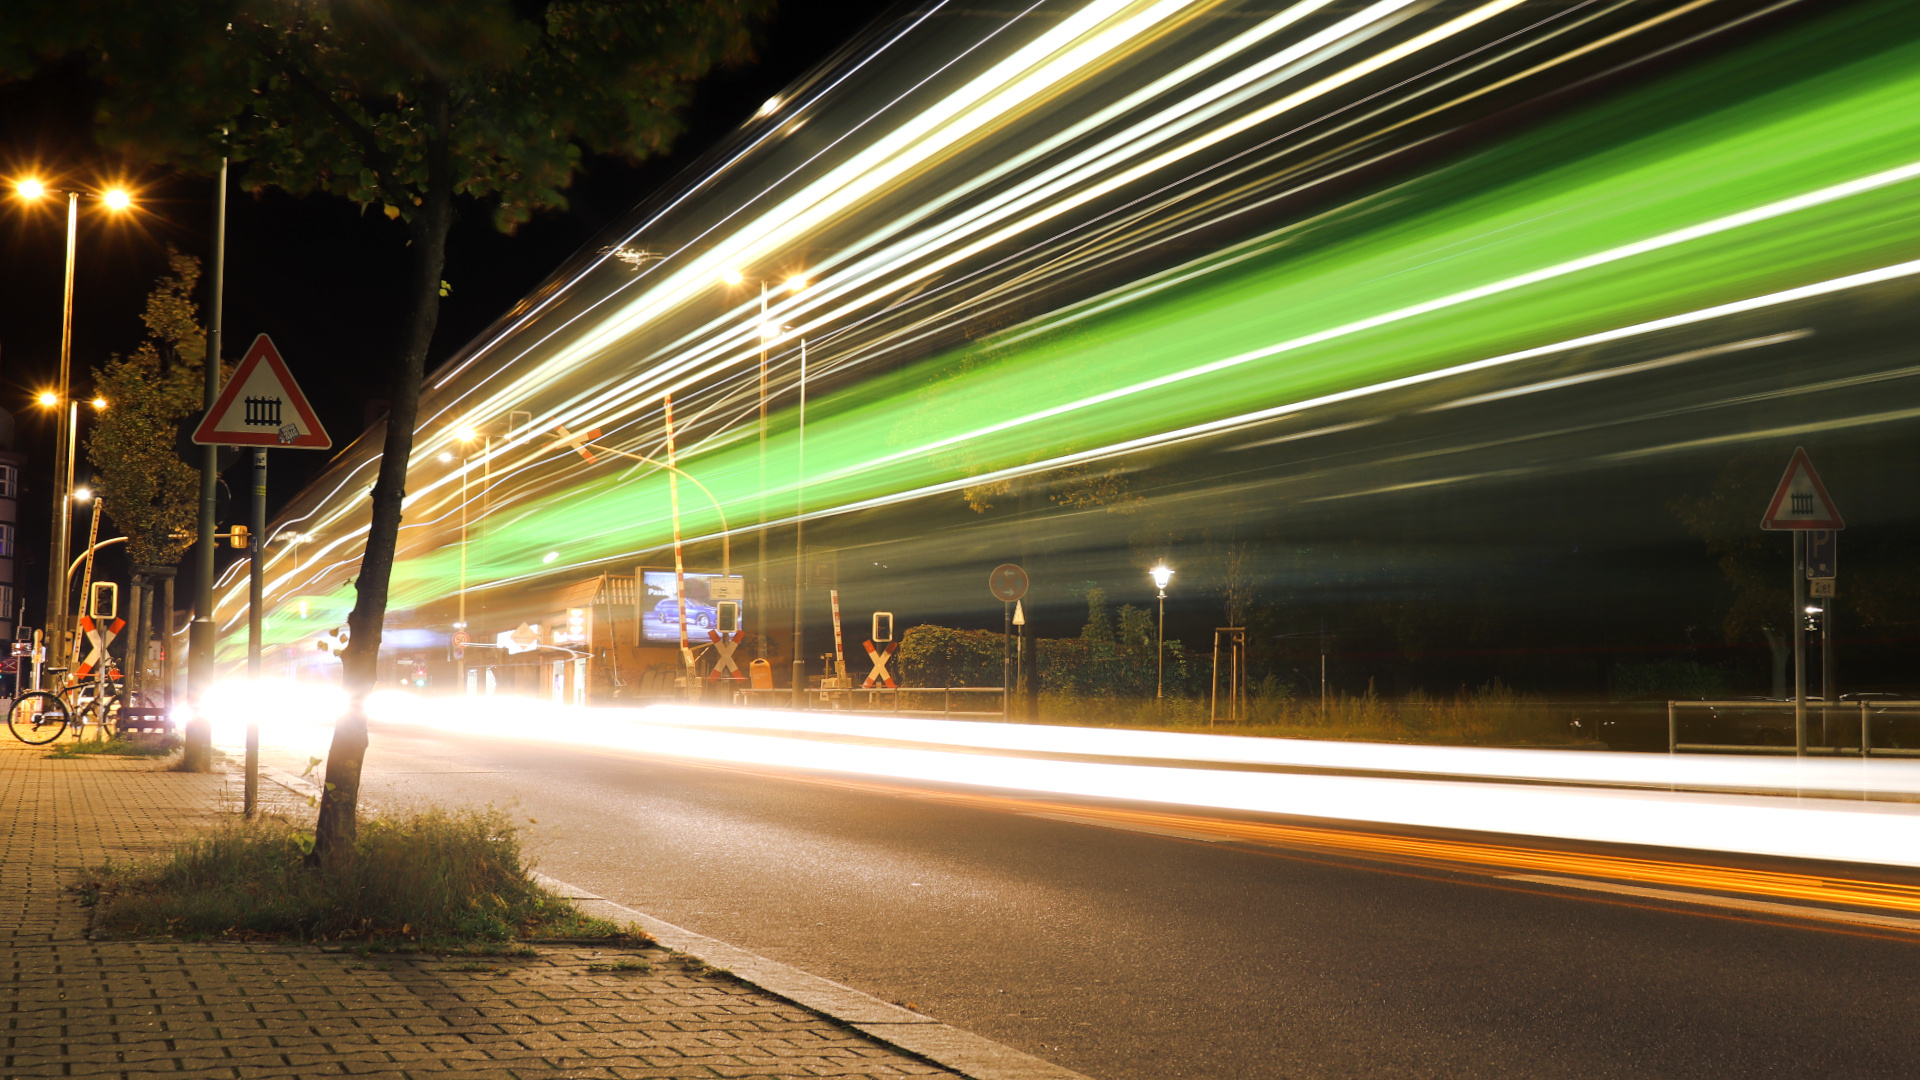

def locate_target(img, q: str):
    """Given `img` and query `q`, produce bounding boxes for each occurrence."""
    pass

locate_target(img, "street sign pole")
[246,447,265,816]
[1793,530,1806,756]
[1006,599,1021,718]
[193,333,331,808]
[986,564,1029,722]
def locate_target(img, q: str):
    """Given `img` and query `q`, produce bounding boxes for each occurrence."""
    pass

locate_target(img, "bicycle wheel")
[9,691,70,745]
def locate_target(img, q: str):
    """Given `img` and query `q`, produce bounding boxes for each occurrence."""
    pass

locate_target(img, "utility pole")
[185,155,226,773]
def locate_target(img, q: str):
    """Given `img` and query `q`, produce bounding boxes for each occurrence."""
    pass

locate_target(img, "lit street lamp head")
[721,268,745,286]
[14,178,45,200]
[73,486,91,503]
[786,274,808,293]
[91,396,106,410]
[1149,563,1174,591]
[36,392,57,408]
[102,188,132,211]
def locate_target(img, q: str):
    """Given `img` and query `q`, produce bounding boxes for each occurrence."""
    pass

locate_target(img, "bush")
[898,624,1004,687]
[1609,660,1730,701]
[86,806,624,947]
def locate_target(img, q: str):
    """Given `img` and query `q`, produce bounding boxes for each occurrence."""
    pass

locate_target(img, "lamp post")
[1149,563,1174,700]
[11,179,133,659]
[722,267,806,667]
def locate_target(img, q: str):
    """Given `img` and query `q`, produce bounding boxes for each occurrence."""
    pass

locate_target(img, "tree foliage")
[11,1,763,232]
[87,250,210,567]
[1670,449,1794,695]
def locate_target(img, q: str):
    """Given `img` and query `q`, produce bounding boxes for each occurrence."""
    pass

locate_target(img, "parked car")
[653,597,718,630]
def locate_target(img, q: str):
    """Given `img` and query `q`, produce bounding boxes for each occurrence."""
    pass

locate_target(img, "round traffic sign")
[988,563,1029,603]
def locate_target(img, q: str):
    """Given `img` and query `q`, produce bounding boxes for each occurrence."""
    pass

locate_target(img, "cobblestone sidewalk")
[0,740,960,1079]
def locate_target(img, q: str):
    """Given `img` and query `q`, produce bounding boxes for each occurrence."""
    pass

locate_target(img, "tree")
[9,0,766,861]
[1671,449,1795,697]
[87,250,207,569]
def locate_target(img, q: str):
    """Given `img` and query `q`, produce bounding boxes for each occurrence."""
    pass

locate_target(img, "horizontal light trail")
[329,692,1920,870]
[629,705,1920,798]
[773,777,1920,918]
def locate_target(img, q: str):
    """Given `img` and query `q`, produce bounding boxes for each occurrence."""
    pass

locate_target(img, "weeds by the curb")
[77,806,631,950]
[46,736,180,759]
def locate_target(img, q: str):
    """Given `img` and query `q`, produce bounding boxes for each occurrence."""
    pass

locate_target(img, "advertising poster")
[640,570,744,643]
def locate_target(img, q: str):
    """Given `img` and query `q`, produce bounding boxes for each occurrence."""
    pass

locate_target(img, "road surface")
[308,724,1920,1079]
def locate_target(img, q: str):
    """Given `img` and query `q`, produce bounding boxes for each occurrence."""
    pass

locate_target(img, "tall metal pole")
[1793,530,1807,756]
[43,193,77,658]
[188,156,227,769]
[58,403,77,664]
[663,394,691,683]
[1002,600,1012,720]
[790,340,807,708]
[757,281,768,660]
[1156,589,1165,699]
[245,447,265,815]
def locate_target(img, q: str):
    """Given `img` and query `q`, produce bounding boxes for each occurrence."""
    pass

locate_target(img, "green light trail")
[228,0,1920,661]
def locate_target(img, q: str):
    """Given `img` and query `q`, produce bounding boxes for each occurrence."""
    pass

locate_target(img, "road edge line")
[250,768,1092,1080]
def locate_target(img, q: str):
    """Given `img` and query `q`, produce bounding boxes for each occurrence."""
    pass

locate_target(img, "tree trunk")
[1761,625,1789,699]
[311,85,451,866]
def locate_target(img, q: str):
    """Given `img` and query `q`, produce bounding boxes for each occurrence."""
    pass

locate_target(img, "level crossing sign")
[1759,447,1843,530]
[74,614,126,678]
[705,629,744,683]
[862,640,899,689]
[192,334,332,448]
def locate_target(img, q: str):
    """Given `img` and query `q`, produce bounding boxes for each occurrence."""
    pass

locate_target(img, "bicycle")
[7,667,72,745]
[62,677,142,742]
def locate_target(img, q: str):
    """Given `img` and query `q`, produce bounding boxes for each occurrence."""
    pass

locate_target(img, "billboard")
[639,570,744,644]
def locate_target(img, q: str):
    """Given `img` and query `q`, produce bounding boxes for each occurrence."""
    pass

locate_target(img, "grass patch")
[46,735,180,758]
[1031,680,1606,748]
[82,806,637,949]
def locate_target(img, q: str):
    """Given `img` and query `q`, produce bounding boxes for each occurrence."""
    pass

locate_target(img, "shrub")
[898,624,1004,687]
[1609,660,1730,701]
[87,806,624,946]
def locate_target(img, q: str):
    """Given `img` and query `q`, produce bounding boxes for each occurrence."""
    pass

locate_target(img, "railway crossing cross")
[862,639,899,689]
[705,629,744,683]
[74,614,126,678]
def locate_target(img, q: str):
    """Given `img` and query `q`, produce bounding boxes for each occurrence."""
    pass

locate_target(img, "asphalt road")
[329,725,1920,1079]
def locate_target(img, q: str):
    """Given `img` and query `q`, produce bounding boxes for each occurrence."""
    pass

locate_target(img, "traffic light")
[717,601,739,634]
[411,659,428,688]
[88,582,118,620]
[230,524,250,549]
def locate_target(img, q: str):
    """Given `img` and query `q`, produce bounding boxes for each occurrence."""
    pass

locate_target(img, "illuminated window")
[0,523,14,556]
[0,465,15,498]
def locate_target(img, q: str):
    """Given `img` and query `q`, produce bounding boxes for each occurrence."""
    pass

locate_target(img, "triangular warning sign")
[1759,446,1843,530]
[192,334,332,449]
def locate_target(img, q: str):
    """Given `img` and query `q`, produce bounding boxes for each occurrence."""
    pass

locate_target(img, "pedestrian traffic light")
[230,524,250,549]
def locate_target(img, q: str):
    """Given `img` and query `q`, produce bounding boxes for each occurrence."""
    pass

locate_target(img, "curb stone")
[257,765,1096,1080]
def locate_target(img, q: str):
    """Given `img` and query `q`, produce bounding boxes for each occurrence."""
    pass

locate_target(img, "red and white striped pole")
[829,588,845,681]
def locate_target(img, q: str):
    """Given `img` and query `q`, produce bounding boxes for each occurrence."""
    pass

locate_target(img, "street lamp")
[722,267,807,669]
[12,177,133,661]
[1149,563,1174,700]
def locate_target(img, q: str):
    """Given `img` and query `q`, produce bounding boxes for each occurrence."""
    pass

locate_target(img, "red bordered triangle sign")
[1760,446,1844,530]
[192,334,332,449]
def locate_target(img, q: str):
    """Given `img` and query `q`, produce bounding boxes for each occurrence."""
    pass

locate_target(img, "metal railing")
[1667,699,1920,756]
[732,685,1008,718]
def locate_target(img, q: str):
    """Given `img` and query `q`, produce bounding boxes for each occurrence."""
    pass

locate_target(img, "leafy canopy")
[17,0,764,230]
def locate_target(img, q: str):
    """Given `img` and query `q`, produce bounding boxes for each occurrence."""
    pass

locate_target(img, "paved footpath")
[0,739,961,1079]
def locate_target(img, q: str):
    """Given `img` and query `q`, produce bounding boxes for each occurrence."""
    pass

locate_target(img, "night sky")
[0,0,895,605]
